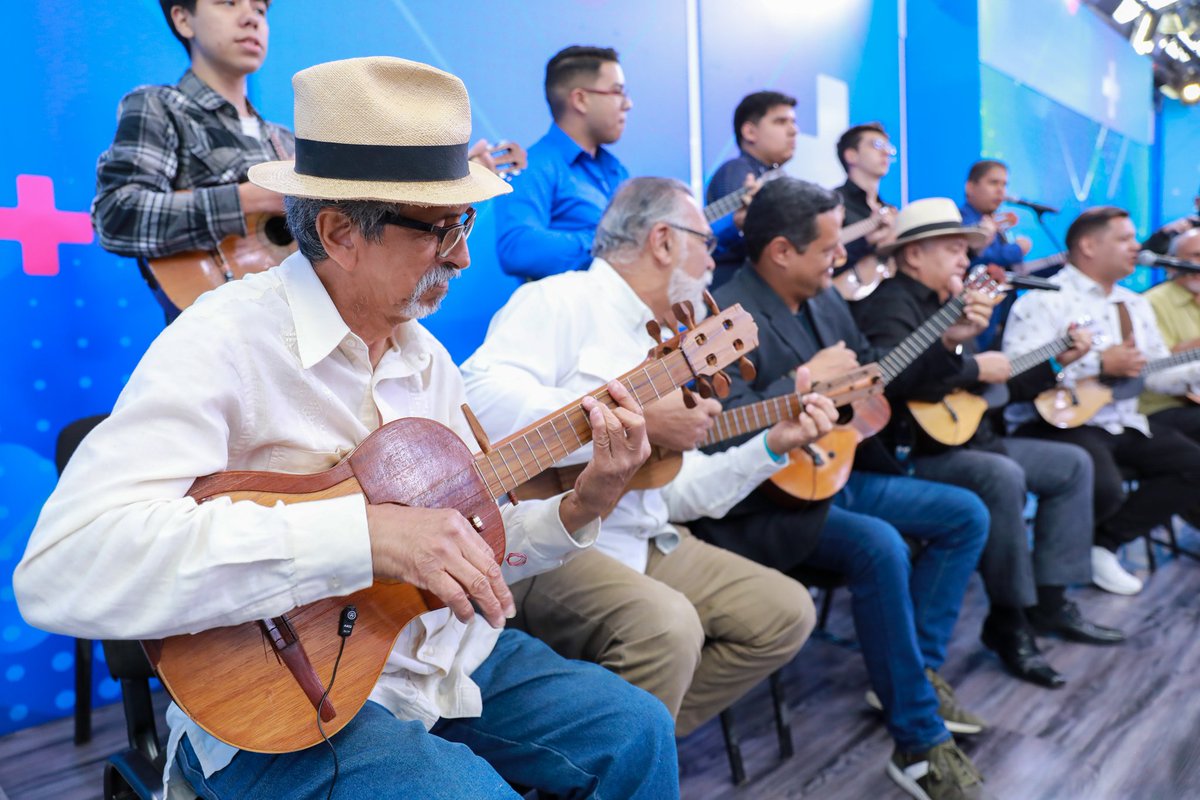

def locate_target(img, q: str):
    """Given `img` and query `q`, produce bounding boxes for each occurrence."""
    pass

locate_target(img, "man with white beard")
[461,177,838,737]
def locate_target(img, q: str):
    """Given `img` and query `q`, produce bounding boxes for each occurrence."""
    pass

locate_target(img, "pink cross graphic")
[0,174,94,276]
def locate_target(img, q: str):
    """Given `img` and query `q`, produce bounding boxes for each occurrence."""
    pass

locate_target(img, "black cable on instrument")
[318,605,356,800]
[317,636,346,800]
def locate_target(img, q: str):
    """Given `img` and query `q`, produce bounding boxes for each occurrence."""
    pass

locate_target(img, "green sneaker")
[864,670,986,736]
[925,668,987,736]
[888,738,984,800]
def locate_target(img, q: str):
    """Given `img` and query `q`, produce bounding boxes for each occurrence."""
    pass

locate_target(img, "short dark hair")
[544,45,620,120]
[967,159,1007,183]
[159,0,271,56]
[836,122,887,171]
[159,0,195,54]
[743,177,842,263]
[733,91,797,148]
[1065,206,1130,253]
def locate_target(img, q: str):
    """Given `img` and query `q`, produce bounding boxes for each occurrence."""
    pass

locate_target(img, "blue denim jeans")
[815,471,989,752]
[176,628,678,799]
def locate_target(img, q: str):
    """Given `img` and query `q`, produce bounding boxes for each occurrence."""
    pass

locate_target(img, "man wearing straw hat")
[852,198,1122,692]
[16,57,677,799]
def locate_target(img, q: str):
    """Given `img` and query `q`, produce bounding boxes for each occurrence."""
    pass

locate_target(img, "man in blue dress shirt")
[705,90,797,288]
[495,45,631,280]
[959,159,1032,349]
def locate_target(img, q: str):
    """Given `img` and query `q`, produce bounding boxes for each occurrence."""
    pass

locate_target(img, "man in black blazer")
[691,178,990,800]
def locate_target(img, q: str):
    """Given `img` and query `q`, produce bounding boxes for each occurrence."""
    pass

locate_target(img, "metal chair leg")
[769,670,793,760]
[74,638,93,745]
[718,707,747,786]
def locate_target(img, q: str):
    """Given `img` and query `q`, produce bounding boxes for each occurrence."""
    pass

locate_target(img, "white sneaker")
[1091,546,1143,595]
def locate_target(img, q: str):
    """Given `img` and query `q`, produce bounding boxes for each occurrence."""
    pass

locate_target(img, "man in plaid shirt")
[92,0,294,322]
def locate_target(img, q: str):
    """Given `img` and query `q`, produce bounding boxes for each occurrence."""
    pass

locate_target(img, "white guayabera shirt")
[14,252,597,798]
[1002,263,1200,437]
[461,258,788,575]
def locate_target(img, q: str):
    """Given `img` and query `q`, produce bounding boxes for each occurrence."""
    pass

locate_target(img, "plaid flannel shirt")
[92,70,295,260]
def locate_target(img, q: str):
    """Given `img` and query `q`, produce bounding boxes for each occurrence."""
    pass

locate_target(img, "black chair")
[54,414,108,746]
[716,565,846,785]
[54,415,164,798]
[101,641,165,800]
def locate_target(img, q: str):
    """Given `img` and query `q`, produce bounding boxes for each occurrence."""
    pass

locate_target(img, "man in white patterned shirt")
[1003,206,1200,596]
[17,57,678,800]
[462,176,837,737]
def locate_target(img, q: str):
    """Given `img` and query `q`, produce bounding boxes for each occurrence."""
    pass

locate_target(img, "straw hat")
[875,197,988,257]
[249,57,511,206]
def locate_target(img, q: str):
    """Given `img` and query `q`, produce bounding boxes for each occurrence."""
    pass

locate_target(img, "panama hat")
[875,197,988,257]
[249,57,511,206]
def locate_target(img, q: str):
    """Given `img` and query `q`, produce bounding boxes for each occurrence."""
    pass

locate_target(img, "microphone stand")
[1034,207,1066,257]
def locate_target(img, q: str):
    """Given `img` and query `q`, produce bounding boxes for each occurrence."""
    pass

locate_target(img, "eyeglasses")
[666,222,718,254]
[868,139,898,156]
[380,207,476,258]
[579,86,630,100]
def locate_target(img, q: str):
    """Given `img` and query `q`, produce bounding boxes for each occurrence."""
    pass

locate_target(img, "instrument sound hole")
[836,406,854,425]
[264,216,296,246]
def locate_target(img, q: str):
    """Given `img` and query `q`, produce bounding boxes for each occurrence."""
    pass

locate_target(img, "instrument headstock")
[963,265,1003,301]
[645,292,759,401]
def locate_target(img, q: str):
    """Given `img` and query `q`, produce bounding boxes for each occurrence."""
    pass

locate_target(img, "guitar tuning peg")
[711,370,731,398]
[701,290,721,318]
[680,385,698,409]
[695,375,714,399]
[737,356,757,381]
[671,302,696,330]
[645,319,664,343]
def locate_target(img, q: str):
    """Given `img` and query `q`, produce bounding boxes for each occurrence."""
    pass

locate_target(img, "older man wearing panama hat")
[15,57,678,799]
[852,198,1123,693]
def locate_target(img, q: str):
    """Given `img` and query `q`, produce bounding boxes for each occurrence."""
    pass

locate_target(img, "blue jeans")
[814,472,989,752]
[176,629,678,799]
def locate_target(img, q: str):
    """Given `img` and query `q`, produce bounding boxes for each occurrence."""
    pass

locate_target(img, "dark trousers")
[1017,418,1200,549]
[1148,405,1200,524]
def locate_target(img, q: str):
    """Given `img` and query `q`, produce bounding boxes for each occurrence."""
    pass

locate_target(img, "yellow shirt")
[1141,279,1200,415]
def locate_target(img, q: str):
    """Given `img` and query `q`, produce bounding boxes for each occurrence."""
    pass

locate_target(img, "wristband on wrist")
[763,434,787,464]
[1048,356,1064,374]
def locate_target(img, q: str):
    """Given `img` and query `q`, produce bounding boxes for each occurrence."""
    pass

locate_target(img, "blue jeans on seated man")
[176,628,679,800]
[812,471,989,752]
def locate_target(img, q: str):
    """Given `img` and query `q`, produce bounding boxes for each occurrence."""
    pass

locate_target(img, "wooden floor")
[2,533,1199,800]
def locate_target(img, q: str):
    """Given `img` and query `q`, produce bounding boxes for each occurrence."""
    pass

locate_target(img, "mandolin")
[908,325,1081,446]
[514,365,883,501]
[146,212,297,311]
[768,268,1001,502]
[140,301,759,754]
[1034,345,1200,429]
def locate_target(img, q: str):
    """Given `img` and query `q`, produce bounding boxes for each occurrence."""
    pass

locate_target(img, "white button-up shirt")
[460,258,786,574]
[14,252,596,797]
[1002,263,1200,436]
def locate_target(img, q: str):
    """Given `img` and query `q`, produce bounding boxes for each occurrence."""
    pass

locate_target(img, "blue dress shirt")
[959,201,1024,350]
[958,201,1024,269]
[706,151,773,287]
[494,123,629,280]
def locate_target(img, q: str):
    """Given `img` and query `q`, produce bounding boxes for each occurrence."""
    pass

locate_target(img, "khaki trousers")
[509,528,814,736]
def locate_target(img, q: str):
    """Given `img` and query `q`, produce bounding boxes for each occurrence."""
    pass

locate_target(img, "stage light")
[1112,0,1180,25]
[1181,80,1200,101]
[1133,10,1158,53]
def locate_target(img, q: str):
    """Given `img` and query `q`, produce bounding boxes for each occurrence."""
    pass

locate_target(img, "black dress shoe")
[981,619,1067,689]
[1027,600,1126,645]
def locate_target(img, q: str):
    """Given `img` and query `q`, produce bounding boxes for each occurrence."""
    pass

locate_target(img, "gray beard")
[667,267,713,322]
[400,265,459,319]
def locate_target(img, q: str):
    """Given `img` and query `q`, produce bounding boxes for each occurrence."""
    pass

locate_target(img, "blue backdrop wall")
[0,0,1192,736]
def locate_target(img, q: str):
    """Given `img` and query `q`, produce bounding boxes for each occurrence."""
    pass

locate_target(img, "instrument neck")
[475,352,696,499]
[1008,333,1073,377]
[878,295,967,385]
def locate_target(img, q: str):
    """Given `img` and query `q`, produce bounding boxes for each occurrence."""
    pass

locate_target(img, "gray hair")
[1167,226,1200,257]
[592,177,694,263]
[284,196,400,262]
